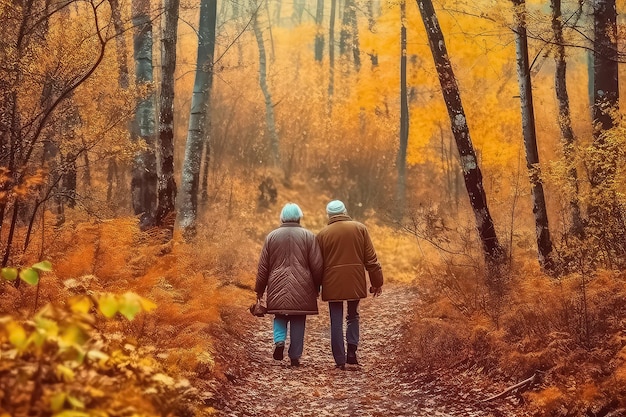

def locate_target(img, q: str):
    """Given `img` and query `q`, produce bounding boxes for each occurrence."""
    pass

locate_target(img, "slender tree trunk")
[396,0,408,217]
[551,0,583,238]
[155,0,179,234]
[252,5,280,166]
[339,0,360,70]
[588,0,619,214]
[366,0,376,31]
[264,0,275,61]
[131,0,157,229]
[178,0,217,236]
[587,0,622,257]
[415,0,503,268]
[315,0,324,62]
[201,140,210,202]
[511,0,554,271]
[328,0,336,112]
[109,0,130,89]
[292,0,305,24]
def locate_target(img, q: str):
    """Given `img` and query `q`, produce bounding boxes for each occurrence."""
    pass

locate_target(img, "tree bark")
[252,4,280,166]
[589,0,618,193]
[131,0,157,229]
[396,0,408,217]
[511,0,554,271]
[109,0,130,89]
[315,0,324,62]
[328,0,336,111]
[339,0,360,71]
[587,0,622,256]
[155,0,179,234]
[178,0,217,236]
[415,0,503,268]
[550,0,583,238]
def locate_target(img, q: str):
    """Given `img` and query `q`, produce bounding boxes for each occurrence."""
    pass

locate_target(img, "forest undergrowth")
[1,177,626,416]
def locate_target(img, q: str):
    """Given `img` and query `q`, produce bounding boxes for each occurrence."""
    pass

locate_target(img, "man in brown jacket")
[316,200,384,369]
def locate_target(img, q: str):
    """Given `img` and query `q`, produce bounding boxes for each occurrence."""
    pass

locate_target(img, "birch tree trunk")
[511,0,554,271]
[550,0,583,238]
[178,0,217,235]
[155,0,179,234]
[252,4,280,165]
[315,0,324,62]
[131,0,157,229]
[415,0,504,268]
[396,0,408,217]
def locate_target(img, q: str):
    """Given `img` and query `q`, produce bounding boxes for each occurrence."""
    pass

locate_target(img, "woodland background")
[1,0,626,415]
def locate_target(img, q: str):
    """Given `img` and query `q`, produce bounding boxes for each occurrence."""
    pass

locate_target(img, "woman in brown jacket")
[255,203,324,366]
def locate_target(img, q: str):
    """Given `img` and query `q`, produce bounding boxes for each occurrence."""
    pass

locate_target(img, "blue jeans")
[328,300,360,366]
[273,315,306,360]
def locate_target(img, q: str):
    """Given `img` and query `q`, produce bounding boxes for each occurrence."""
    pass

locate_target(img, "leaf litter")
[213,284,529,417]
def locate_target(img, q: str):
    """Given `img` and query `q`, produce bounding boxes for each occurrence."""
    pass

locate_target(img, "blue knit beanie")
[326,200,347,216]
[280,203,303,223]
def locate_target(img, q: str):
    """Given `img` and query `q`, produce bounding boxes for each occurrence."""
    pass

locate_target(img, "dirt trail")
[214,284,522,417]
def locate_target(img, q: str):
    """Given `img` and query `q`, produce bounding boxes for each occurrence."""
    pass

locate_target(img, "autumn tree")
[252,1,280,166]
[414,0,504,269]
[315,0,325,62]
[131,0,157,229]
[0,0,124,265]
[550,0,583,238]
[511,0,554,271]
[178,0,217,236]
[155,0,179,234]
[397,0,409,215]
[586,0,623,256]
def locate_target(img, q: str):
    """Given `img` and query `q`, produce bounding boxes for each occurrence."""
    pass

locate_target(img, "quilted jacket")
[255,222,324,315]
[316,214,384,301]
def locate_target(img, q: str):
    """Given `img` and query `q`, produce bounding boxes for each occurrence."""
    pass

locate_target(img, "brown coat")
[316,215,384,301]
[255,222,324,315]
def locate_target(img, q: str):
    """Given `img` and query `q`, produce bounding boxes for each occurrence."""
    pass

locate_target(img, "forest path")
[214,284,519,417]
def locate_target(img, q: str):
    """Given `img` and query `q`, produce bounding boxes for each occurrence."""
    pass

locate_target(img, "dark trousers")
[328,300,360,366]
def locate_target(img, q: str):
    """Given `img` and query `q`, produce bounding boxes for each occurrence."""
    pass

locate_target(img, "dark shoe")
[347,344,359,365]
[335,364,345,370]
[273,342,285,360]
[290,358,300,367]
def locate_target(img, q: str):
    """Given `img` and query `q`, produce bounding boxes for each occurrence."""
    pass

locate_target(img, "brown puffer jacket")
[316,215,384,301]
[255,222,324,315]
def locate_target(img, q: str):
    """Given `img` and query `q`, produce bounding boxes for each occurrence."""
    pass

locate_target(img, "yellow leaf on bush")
[97,294,118,318]
[6,321,27,349]
[50,392,66,412]
[56,364,75,382]
[68,296,92,314]
[118,293,141,320]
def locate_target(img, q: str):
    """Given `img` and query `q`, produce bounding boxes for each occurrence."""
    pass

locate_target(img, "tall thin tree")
[315,0,324,62]
[396,0,409,216]
[178,0,217,235]
[155,0,179,234]
[131,0,157,229]
[511,0,554,271]
[252,1,280,165]
[551,0,583,238]
[415,0,503,268]
[328,0,336,112]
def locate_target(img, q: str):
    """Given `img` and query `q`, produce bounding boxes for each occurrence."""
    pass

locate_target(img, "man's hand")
[369,286,382,297]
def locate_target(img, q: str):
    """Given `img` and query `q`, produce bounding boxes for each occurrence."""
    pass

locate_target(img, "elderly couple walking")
[255,200,384,369]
